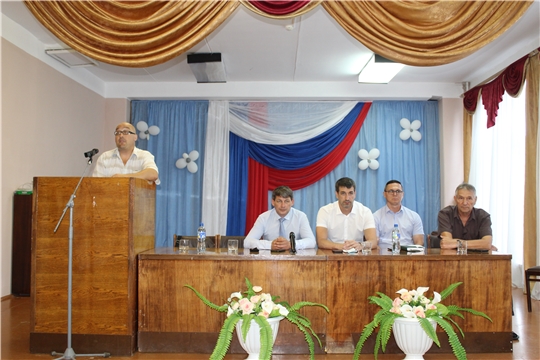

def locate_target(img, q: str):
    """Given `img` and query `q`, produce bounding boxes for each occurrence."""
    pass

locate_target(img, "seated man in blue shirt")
[373,180,424,249]
[244,186,316,250]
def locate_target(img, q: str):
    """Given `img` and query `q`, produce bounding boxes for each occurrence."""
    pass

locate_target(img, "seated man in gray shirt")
[438,183,492,250]
[373,180,424,249]
[244,186,316,250]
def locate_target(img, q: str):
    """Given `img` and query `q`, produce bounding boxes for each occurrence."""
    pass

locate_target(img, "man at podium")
[93,122,160,184]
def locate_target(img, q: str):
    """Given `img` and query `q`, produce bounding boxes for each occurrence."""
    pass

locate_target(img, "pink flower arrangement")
[227,283,289,319]
[389,286,441,319]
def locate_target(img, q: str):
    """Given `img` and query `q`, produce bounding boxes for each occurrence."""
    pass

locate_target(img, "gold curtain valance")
[24,0,240,67]
[24,0,533,68]
[322,0,533,66]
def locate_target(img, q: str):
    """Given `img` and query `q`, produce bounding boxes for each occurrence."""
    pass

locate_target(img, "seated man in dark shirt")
[437,183,492,250]
[438,182,517,341]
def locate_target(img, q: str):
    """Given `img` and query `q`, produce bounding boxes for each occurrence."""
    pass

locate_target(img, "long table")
[138,247,512,355]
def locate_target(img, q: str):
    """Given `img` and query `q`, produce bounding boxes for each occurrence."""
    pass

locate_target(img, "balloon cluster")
[358,148,380,170]
[136,121,160,140]
[399,118,422,141]
[176,150,199,173]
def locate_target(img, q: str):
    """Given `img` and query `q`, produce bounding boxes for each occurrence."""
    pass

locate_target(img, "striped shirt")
[92,147,160,185]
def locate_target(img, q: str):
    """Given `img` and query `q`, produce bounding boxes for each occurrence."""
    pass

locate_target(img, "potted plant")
[185,278,329,360]
[353,282,492,360]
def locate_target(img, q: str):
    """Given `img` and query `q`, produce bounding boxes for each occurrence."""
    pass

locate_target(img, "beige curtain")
[24,0,532,68]
[322,0,532,66]
[524,52,539,271]
[24,0,240,67]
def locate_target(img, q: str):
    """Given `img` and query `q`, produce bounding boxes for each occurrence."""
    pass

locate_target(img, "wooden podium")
[30,177,156,356]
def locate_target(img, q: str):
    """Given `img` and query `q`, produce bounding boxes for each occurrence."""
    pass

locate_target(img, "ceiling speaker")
[187,53,226,83]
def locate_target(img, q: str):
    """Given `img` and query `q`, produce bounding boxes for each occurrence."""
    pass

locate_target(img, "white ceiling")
[2,0,539,100]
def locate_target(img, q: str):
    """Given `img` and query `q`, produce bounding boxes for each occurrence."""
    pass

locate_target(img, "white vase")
[392,317,437,360]
[235,316,283,359]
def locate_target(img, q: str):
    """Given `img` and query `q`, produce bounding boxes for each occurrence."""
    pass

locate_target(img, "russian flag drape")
[227,102,371,235]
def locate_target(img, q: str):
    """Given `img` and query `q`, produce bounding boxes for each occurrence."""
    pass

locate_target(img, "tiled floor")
[2,288,538,359]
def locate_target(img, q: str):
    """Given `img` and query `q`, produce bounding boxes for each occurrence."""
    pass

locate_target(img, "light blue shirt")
[244,208,316,250]
[373,205,424,248]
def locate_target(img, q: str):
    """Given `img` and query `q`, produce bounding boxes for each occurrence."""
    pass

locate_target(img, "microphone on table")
[289,232,296,254]
[84,148,99,164]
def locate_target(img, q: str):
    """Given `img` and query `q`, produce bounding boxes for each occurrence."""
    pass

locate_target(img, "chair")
[218,236,246,249]
[525,265,540,312]
[428,231,441,249]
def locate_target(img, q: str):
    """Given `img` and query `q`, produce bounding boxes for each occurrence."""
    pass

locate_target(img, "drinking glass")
[228,239,239,255]
[179,239,190,253]
[457,240,467,255]
[361,241,372,255]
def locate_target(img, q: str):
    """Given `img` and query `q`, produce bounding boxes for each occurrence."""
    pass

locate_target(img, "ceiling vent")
[45,48,98,68]
[187,53,226,83]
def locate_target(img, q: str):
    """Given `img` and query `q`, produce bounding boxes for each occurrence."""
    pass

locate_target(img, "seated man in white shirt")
[93,122,160,184]
[244,186,316,250]
[316,177,377,252]
[373,180,424,250]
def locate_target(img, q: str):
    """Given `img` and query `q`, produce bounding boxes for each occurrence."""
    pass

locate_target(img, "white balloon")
[136,121,148,132]
[411,131,422,142]
[176,158,187,169]
[411,120,422,130]
[138,132,148,140]
[358,149,369,160]
[182,153,189,159]
[368,148,380,159]
[187,162,198,173]
[369,159,380,170]
[400,118,411,129]
[400,129,411,140]
[358,160,369,170]
[148,125,160,135]
[189,150,199,161]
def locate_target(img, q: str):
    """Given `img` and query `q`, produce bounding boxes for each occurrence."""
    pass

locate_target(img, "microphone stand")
[51,155,110,360]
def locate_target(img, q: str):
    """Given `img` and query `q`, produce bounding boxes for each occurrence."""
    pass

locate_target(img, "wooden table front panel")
[138,248,512,354]
[138,248,327,353]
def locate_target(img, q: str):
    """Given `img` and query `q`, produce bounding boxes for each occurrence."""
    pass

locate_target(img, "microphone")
[289,232,296,254]
[84,148,99,164]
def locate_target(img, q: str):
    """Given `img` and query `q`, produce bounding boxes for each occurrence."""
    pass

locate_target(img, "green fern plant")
[185,277,329,360]
[353,282,492,360]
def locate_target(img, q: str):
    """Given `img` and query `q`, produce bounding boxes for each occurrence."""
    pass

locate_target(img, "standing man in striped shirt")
[93,122,160,184]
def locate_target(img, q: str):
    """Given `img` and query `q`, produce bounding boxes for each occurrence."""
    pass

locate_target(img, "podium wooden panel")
[30,177,155,356]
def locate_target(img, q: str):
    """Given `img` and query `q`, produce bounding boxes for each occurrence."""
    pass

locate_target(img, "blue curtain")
[132,100,209,247]
[133,100,439,246]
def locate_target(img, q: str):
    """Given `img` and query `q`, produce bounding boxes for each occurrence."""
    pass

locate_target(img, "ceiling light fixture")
[187,53,226,83]
[45,48,98,68]
[358,54,404,84]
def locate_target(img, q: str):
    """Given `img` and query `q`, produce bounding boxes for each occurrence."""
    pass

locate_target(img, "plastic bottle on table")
[197,222,206,254]
[391,224,401,255]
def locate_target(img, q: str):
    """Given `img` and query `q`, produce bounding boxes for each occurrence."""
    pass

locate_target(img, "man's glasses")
[385,190,403,195]
[114,130,136,136]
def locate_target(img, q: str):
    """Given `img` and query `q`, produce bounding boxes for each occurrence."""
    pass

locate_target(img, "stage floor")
[2,288,538,360]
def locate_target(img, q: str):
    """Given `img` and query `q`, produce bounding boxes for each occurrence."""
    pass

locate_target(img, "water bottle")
[197,222,206,254]
[391,224,401,255]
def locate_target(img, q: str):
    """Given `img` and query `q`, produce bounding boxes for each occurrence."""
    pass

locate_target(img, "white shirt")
[92,147,160,185]
[244,207,316,250]
[373,205,424,248]
[316,201,375,243]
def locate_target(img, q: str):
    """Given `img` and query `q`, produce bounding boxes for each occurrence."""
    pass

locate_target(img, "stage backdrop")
[132,100,440,247]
